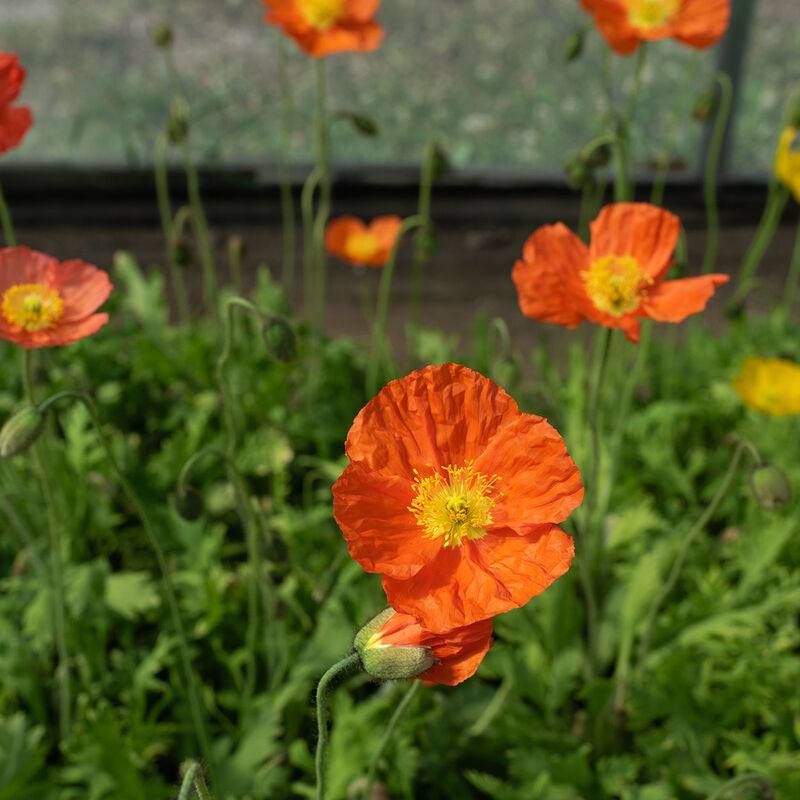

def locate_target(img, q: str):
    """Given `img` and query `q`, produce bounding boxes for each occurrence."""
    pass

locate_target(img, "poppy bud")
[583,140,612,168]
[430,142,451,182]
[173,487,204,522]
[565,154,593,189]
[152,23,173,50]
[0,405,45,458]
[354,608,436,681]
[710,774,774,800]
[417,227,438,260]
[263,316,297,363]
[341,111,379,137]
[750,464,791,510]
[563,30,584,61]
[171,241,193,269]
[692,88,718,123]
[167,99,189,145]
[227,235,247,266]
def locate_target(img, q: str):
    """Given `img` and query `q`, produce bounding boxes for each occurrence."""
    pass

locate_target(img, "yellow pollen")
[2,284,64,332]
[626,0,681,29]
[581,254,652,317]
[408,462,499,549]
[346,231,380,263]
[298,0,344,30]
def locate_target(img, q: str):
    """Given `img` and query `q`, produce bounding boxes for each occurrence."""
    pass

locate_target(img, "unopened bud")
[565,154,593,189]
[0,405,45,458]
[152,23,173,50]
[563,30,584,62]
[583,140,612,168]
[430,142,451,182]
[171,241,193,269]
[710,774,774,800]
[227,235,247,265]
[354,608,436,681]
[692,88,718,123]
[167,99,189,144]
[263,316,297,363]
[750,464,791,510]
[173,487,204,522]
[347,112,379,137]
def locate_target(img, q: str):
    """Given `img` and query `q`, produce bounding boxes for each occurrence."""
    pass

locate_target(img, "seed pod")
[263,316,297,363]
[0,405,45,458]
[563,30,584,62]
[152,23,173,50]
[750,464,791,510]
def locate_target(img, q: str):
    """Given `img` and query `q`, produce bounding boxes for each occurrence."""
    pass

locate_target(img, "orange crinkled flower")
[0,247,112,348]
[325,215,402,267]
[363,609,494,686]
[0,52,33,156]
[512,202,729,343]
[262,0,384,58]
[333,363,583,632]
[579,0,730,56]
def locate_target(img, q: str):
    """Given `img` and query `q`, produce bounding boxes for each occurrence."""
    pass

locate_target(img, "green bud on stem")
[750,464,791,510]
[173,487,205,522]
[152,23,173,50]
[563,30,584,61]
[263,316,298,363]
[0,405,45,458]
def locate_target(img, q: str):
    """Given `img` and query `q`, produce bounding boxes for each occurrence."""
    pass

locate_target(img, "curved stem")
[701,73,733,275]
[154,131,190,322]
[278,39,296,297]
[363,680,421,800]
[21,350,71,737]
[40,390,213,769]
[178,760,214,800]
[729,184,790,311]
[637,439,758,663]
[779,209,800,318]
[0,178,17,247]
[366,215,426,397]
[315,653,360,800]
[312,60,331,334]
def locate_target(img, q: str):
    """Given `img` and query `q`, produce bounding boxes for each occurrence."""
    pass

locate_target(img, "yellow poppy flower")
[732,355,800,416]
[774,126,800,202]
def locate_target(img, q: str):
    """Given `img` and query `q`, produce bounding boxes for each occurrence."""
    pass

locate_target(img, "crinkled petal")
[0,105,32,155]
[640,274,729,322]
[52,259,113,321]
[579,0,641,55]
[673,0,730,49]
[0,314,109,349]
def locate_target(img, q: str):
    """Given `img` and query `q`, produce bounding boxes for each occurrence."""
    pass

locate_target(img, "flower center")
[346,231,380,263]
[409,462,499,548]
[627,0,680,29]
[581,254,652,317]
[298,0,345,30]
[2,284,64,331]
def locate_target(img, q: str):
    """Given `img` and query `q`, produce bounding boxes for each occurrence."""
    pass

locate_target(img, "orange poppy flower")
[333,363,583,632]
[0,247,112,348]
[512,203,728,343]
[0,52,33,156]
[359,608,493,686]
[579,0,730,56]
[325,215,402,267]
[262,0,384,58]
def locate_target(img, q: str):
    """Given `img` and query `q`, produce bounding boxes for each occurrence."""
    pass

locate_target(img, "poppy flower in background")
[732,355,800,416]
[775,126,800,203]
[0,52,33,156]
[325,215,402,267]
[579,0,730,56]
[512,203,729,344]
[357,607,494,686]
[262,0,384,58]
[0,247,112,348]
[333,363,583,633]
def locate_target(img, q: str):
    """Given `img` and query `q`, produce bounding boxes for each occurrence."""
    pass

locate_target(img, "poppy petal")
[640,274,729,322]
[673,0,731,49]
[0,105,32,156]
[53,260,114,321]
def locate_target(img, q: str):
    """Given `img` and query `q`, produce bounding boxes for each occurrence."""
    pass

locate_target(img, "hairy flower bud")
[565,154,593,189]
[167,99,189,144]
[173,487,204,522]
[354,608,436,681]
[152,23,173,50]
[0,405,45,458]
[692,88,718,123]
[750,464,791,510]
[563,30,584,61]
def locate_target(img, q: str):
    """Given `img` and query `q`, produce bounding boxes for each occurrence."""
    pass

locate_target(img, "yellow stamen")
[581,254,652,317]
[346,231,380,263]
[298,0,344,30]
[626,0,681,29]
[2,284,64,332]
[409,462,499,548]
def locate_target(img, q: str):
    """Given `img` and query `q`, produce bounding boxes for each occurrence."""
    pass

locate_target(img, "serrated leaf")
[105,571,161,620]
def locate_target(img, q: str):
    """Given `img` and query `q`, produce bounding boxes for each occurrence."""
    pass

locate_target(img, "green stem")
[579,181,595,242]
[278,39,296,297]
[363,680,422,800]
[154,132,191,322]
[0,178,17,247]
[178,761,214,800]
[637,439,758,663]
[315,653,360,800]
[729,184,790,311]
[613,44,647,203]
[39,390,213,769]
[779,209,800,318]
[301,166,325,320]
[409,141,437,329]
[21,350,71,738]
[312,60,331,334]
[701,73,733,275]
[366,215,426,397]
